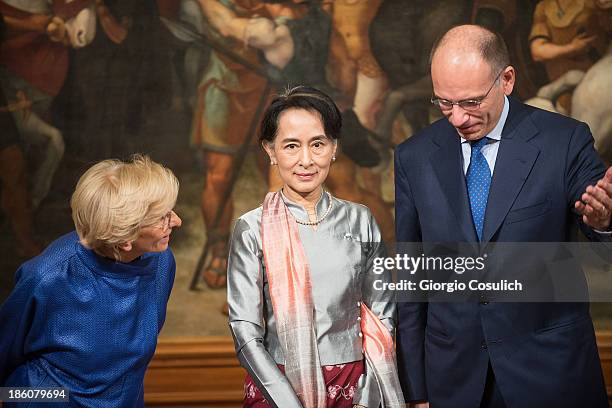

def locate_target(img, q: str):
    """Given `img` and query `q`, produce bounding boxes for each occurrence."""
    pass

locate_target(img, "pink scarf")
[261,191,405,407]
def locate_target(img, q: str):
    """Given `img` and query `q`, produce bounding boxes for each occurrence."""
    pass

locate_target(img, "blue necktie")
[467,137,491,241]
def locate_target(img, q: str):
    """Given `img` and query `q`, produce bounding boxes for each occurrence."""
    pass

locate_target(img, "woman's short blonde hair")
[71,154,179,254]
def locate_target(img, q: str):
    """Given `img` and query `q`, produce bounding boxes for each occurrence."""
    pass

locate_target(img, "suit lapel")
[430,125,478,242]
[481,99,540,244]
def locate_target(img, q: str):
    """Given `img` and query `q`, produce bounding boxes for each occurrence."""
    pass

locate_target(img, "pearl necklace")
[293,193,334,226]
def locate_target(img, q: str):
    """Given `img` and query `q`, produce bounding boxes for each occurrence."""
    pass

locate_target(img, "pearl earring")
[332,156,336,162]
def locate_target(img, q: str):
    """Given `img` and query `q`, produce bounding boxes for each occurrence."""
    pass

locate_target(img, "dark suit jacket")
[394,97,608,408]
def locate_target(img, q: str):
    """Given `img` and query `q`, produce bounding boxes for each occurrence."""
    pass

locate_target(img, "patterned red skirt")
[243,360,365,407]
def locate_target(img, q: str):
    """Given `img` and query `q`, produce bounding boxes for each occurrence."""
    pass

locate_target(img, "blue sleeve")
[164,250,176,303]
[0,266,39,384]
[156,250,176,333]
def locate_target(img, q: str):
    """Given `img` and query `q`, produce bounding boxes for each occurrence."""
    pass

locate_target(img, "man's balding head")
[429,25,515,141]
[430,25,510,80]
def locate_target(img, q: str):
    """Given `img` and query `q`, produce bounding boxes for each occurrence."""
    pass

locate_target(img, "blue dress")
[0,231,175,407]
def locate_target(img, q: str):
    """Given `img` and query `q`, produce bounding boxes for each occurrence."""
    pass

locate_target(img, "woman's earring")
[270,160,276,165]
[332,156,336,162]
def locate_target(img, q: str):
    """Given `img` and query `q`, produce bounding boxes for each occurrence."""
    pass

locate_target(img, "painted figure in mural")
[529,0,610,113]
[327,0,386,131]
[182,0,306,290]
[66,0,177,160]
[0,0,128,208]
[523,1,612,159]
[395,24,610,407]
[315,0,395,245]
[472,0,542,99]
[0,155,181,406]
[371,0,471,148]
[0,13,41,259]
[571,1,612,161]
[228,86,404,407]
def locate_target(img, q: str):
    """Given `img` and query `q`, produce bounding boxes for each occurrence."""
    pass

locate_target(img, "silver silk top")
[227,192,396,407]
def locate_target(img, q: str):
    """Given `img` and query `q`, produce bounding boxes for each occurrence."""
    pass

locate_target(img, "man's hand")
[575,167,612,230]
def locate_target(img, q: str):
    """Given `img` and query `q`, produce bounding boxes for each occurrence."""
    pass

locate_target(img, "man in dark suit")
[394,25,612,408]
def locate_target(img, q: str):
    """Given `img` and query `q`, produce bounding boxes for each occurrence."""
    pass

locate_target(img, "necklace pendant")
[557,9,564,18]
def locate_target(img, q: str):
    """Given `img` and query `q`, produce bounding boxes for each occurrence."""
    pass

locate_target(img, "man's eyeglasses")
[431,69,505,112]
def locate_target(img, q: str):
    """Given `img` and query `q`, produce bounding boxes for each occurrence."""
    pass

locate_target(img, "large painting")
[1,0,611,338]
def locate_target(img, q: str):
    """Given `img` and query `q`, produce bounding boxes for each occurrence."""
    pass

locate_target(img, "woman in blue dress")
[0,154,182,407]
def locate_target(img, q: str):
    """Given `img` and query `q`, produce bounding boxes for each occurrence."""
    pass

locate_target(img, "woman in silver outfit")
[227,86,404,408]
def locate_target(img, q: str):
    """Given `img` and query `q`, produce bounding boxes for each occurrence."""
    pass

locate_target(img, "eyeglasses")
[431,69,504,112]
[155,211,174,232]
